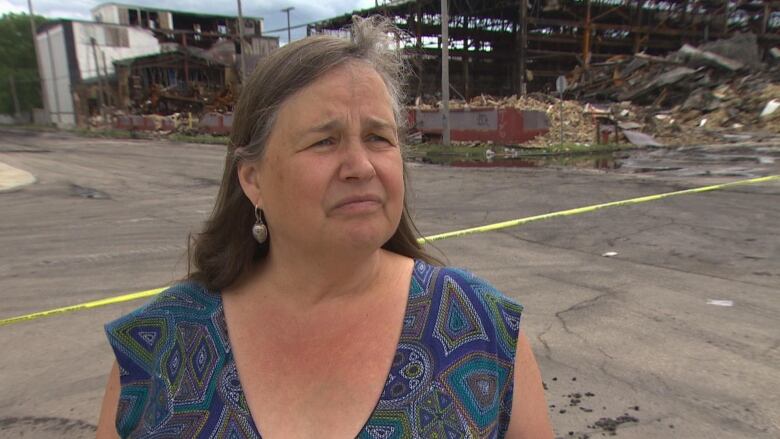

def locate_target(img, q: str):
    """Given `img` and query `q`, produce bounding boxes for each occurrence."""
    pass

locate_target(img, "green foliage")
[543,142,632,155]
[0,13,49,114]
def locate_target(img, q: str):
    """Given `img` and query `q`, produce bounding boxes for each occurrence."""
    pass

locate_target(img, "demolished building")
[35,2,276,127]
[35,19,161,126]
[113,48,232,115]
[310,0,780,100]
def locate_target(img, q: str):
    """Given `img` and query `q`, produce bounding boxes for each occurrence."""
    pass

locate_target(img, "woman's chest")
[232,329,399,438]
[222,291,410,438]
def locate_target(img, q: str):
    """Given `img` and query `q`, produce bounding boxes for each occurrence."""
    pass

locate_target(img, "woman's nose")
[338,139,376,181]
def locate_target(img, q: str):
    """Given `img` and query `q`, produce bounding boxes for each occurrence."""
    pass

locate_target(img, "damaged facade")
[35,20,161,126]
[36,2,276,127]
[34,0,779,145]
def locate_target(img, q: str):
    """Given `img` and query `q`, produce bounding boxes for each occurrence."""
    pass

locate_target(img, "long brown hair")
[188,16,441,292]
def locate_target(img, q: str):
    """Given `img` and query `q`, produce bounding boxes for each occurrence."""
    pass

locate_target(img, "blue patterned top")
[105,259,523,438]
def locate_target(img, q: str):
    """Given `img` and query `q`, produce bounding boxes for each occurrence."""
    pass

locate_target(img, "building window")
[104,27,130,47]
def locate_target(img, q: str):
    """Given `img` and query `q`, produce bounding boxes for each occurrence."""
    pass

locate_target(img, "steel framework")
[309,0,780,99]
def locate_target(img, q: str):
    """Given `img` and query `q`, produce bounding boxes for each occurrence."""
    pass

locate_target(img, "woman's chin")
[333,225,395,252]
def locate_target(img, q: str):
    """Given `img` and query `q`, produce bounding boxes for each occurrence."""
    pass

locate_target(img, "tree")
[0,13,49,115]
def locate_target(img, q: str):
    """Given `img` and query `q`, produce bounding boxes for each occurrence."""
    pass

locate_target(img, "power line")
[263,21,310,34]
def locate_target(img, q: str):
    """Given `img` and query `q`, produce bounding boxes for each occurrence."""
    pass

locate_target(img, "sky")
[0,0,381,43]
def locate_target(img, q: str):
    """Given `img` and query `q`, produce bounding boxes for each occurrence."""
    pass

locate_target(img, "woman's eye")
[368,134,392,144]
[312,138,335,147]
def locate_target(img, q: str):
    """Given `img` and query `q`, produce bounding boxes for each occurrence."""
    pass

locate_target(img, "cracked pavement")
[1,128,778,438]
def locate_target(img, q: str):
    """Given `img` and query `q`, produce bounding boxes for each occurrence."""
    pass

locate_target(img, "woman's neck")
[249,245,389,308]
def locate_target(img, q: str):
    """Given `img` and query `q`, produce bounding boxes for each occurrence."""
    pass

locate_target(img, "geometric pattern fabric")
[106,259,522,438]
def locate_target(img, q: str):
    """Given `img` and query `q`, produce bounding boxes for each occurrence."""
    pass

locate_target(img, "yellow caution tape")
[0,288,167,327]
[418,175,779,243]
[1,175,777,327]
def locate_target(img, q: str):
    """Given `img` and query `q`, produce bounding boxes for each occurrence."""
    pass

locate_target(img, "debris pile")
[89,33,778,149]
[133,83,236,115]
[415,93,598,148]
[569,33,780,145]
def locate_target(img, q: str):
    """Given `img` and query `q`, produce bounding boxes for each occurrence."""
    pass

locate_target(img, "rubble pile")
[569,33,780,145]
[134,83,236,116]
[468,94,597,147]
[92,32,778,149]
[504,95,597,148]
[416,93,598,148]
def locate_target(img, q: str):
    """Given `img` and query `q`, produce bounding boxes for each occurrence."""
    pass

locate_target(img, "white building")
[36,3,267,127]
[36,20,160,127]
[90,2,263,36]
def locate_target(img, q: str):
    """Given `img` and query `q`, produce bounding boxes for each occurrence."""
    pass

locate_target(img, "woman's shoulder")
[104,280,222,336]
[413,260,524,355]
[104,280,228,378]
[415,259,524,313]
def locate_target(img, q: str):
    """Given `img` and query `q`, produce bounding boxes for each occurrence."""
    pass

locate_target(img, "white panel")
[49,28,73,115]
[37,25,75,127]
[109,6,120,24]
[92,5,121,24]
[75,23,160,80]
[35,32,55,115]
[161,12,172,30]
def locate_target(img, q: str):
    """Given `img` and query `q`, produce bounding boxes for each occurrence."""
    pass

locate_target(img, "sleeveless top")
[105,259,524,438]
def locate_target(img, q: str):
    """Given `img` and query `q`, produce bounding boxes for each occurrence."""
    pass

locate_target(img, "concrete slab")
[0,161,35,192]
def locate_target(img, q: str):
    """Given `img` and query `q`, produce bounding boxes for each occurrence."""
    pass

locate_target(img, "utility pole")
[27,0,51,122]
[583,0,592,66]
[236,0,247,82]
[181,33,190,83]
[101,51,112,107]
[281,7,294,44]
[519,0,527,96]
[415,0,423,100]
[441,0,450,147]
[90,37,106,120]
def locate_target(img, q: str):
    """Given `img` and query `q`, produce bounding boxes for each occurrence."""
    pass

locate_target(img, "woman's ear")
[237,160,263,207]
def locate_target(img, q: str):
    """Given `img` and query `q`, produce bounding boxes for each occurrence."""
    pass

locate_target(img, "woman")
[97,16,553,439]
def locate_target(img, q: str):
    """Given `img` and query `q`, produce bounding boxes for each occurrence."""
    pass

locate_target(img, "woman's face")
[239,62,405,257]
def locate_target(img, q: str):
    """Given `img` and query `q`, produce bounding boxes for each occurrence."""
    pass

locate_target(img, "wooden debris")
[568,33,780,146]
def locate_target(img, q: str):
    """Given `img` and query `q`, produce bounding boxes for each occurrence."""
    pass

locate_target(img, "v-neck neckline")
[217,258,422,438]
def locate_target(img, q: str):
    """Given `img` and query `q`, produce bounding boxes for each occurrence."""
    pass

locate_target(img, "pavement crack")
[536,323,554,360]
[536,274,625,362]
[552,290,618,362]
[598,360,639,393]
[500,231,778,289]
[554,291,611,336]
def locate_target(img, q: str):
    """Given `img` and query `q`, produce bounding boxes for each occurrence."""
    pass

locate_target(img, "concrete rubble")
[569,33,780,146]
[411,35,778,148]
[88,34,779,150]
[415,94,598,148]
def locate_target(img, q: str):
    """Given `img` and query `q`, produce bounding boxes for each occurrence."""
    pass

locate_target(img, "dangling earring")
[252,204,268,244]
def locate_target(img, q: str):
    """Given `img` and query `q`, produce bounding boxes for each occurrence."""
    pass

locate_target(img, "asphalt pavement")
[1,127,778,438]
